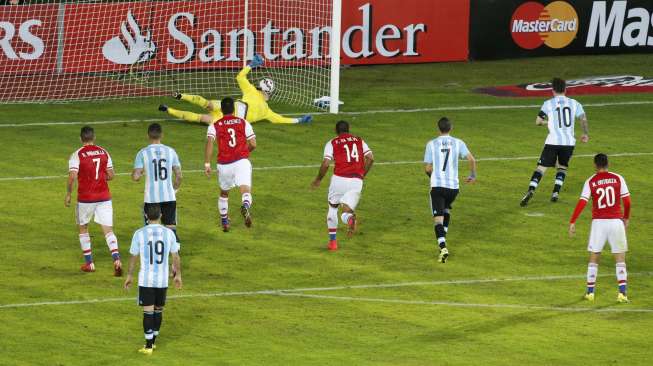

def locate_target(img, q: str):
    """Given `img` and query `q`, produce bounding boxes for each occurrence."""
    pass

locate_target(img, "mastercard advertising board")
[470,0,653,59]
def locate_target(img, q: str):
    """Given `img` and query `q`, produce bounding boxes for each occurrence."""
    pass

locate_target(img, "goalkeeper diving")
[159,54,312,125]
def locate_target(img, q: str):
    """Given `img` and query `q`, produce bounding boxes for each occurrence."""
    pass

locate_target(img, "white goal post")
[0,0,341,113]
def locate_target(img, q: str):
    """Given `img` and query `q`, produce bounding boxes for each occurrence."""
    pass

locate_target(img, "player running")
[569,153,631,303]
[65,126,122,275]
[424,117,476,263]
[124,204,182,355]
[132,123,182,247]
[520,78,589,206]
[204,97,256,231]
[159,54,312,125]
[311,120,374,251]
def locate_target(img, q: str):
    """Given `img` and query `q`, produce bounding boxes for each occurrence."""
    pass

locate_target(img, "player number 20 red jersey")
[323,133,372,179]
[580,171,630,219]
[207,116,255,164]
[68,145,113,202]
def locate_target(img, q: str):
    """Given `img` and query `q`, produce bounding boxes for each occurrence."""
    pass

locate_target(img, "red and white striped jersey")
[68,145,113,203]
[323,133,372,179]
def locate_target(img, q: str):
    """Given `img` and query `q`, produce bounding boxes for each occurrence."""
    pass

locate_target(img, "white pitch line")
[1,272,651,310]
[276,293,653,314]
[2,100,653,128]
[1,152,652,182]
[0,118,166,128]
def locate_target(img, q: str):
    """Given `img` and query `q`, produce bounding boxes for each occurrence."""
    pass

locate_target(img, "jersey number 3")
[227,128,237,147]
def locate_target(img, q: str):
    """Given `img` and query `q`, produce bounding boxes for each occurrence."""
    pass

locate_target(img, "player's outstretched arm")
[247,137,257,152]
[622,195,631,229]
[123,255,139,289]
[65,171,77,207]
[172,253,182,289]
[424,163,433,177]
[311,159,331,189]
[172,166,182,191]
[364,152,374,177]
[536,109,548,126]
[579,114,589,142]
[204,137,214,177]
[568,198,588,237]
[465,153,477,183]
[132,168,144,182]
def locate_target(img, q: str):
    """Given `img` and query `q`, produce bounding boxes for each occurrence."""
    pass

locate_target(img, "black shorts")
[430,187,459,217]
[138,286,168,307]
[144,201,176,226]
[538,145,574,168]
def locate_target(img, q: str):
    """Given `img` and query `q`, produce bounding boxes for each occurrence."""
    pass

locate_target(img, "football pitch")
[1,54,653,365]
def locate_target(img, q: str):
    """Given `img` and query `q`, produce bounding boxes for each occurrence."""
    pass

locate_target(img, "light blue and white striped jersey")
[540,96,585,146]
[130,224,180,288]
[424,136,470,189]
[134,144,181,203]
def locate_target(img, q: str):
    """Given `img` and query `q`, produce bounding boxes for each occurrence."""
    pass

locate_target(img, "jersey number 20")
[596,186,616,209]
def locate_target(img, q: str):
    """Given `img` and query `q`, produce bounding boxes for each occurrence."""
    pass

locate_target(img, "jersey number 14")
[343,144,360,163]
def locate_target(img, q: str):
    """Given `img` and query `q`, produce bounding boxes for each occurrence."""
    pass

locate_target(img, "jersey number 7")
[440,148,450,171]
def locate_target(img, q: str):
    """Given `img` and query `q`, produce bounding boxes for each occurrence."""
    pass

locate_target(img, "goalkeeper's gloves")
[298,115,313,124]
[174,92,182,100]
[249,54,265,69]
[158,104,168,112]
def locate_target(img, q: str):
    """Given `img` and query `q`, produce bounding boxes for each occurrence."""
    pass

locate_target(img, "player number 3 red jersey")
[207,116,255,164]
[324,133,372,179]
[68,145,113,203]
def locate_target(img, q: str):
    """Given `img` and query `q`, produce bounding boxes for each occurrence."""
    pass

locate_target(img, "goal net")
[0,0,341,112]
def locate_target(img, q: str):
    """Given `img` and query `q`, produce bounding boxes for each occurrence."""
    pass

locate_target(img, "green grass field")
[1,54,653,365]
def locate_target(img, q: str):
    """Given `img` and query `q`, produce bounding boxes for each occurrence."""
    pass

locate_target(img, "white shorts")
[217,159,252,191]
[76,200,113,227]
[588,219,628,254]
[328,175,363,210]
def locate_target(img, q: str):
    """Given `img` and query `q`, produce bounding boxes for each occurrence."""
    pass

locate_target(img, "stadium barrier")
[469,0,653,60]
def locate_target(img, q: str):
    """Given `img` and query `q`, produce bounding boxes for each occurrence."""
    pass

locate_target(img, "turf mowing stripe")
[2,100,653,127]
[1,152,652,182]
[1,272,651,310]
[275,293,653,313]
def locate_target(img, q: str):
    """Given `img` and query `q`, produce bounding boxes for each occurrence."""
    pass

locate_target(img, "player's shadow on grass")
[414,298,600,343]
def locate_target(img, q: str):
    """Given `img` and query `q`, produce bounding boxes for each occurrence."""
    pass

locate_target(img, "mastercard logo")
[511,1,579,50]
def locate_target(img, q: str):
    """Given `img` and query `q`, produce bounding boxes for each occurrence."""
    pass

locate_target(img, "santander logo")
[511,1,579,50]
[102,10,156,65]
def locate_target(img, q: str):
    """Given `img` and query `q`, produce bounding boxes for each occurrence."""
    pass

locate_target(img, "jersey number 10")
[555,106,572,128]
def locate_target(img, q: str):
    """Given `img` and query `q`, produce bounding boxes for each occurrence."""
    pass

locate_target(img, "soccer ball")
[259,78,275,94]
[313,96,343,109]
